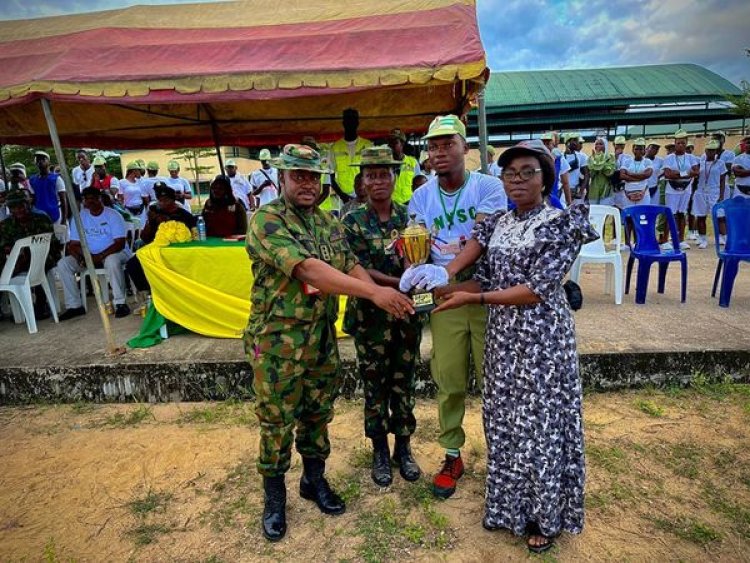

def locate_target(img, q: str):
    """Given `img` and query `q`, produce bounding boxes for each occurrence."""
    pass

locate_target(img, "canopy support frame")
[477,88,488,174]
[41,98,120,356]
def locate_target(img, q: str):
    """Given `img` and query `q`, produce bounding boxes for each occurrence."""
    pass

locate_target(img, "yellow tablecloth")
[136,238,348,339]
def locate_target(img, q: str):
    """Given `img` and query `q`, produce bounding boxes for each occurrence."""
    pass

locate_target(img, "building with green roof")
[467,64,743,144]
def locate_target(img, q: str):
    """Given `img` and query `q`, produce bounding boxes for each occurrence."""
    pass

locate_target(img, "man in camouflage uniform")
[342,146,424,487]
[245,144,414,542]
[0,189,62,318]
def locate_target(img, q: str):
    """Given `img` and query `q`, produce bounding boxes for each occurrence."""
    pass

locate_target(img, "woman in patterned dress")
[403,139,597,553]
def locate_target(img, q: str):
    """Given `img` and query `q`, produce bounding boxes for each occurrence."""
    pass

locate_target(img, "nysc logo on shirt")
[432,206,478,230]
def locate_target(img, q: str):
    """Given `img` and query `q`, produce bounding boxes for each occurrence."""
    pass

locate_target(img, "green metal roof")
[483,64,741,113]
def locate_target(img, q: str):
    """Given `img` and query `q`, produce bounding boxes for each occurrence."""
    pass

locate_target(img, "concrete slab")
[1,240,748,403]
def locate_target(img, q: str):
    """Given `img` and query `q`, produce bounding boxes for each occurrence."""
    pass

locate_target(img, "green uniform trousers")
[354,317,422,439]
[429,303,486,450]
[251,322,340,477]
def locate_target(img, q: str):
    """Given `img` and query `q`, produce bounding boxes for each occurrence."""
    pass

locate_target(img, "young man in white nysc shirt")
[661,130,700,250]
[400,115,507,500]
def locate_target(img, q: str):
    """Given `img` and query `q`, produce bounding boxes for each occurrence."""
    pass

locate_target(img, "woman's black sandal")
[526,522,556,554]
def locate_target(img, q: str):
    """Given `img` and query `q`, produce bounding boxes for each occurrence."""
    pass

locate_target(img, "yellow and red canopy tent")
[0,0,488,149]
[0,0,489,353]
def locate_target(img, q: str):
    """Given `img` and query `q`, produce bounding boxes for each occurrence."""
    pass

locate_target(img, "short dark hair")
[81,187,101,198]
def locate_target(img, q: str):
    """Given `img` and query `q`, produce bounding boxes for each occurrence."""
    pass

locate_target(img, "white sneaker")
[698,239,708,249]
[660,242,673,251]
[679,241,690,250]
[687,231,698,241]
[719,235,727,246]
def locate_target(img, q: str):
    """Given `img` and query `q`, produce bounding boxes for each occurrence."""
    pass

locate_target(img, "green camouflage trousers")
[250,321,340,477]
[354,318,422,439]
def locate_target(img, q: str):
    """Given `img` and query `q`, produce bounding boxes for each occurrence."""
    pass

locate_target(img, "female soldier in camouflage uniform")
[342,146,424,487]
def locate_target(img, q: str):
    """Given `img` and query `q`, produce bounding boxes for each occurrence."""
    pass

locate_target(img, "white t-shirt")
[647,155,663,188]
[720,149,735,170]
[164,176,193,211]
[69,207,128,255]
[556,154,571,181]
[662,153,699,195]
[118,179,148,208]
[565,151,588,189]
[487,161,502,178]
[621,156,653,193]
[72,165,94,189]
[698,155,727,192]
[227,173,252,209]
[733,153,750,189]
[408,172,507,267]
[250,167,280,206]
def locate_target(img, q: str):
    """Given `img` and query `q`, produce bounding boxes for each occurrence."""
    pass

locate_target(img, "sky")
[1,0,748,85]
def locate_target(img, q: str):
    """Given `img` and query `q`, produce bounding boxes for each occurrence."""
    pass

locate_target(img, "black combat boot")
[393,435,421,481]
[299,457,346,515]
[262,475,287,542]
[370,435,393,486]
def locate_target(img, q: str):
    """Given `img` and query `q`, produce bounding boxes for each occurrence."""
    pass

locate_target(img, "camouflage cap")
[167,159,180,171]
[5,189,29,207]
[351,145,402,167]
[423,115,466,140]
[706,139,721,150]
[273,144,330,174]
[389,128,407,142]
[146,160,160,170]
[633,137,647,147]
[92,156,106,166]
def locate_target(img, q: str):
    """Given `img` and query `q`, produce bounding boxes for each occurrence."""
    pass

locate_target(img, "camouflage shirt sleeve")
[247,208,311,278]
[341,211,371,268]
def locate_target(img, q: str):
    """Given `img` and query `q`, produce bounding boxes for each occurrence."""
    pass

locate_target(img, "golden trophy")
[398,214,435,313]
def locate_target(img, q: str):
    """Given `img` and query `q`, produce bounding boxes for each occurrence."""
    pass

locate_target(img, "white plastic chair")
[0,233,59,333]
[570,204,623,305]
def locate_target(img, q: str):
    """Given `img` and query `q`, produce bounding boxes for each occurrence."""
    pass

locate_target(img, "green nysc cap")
[351,145,402,167]
[273,144,331,174]
[423,114,466,140]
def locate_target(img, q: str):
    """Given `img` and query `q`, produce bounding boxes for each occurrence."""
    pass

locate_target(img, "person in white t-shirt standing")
[618,138,653,209]
[71,150,94,200]
[541,132,571,206]
[118,161,149,223]
[401,115,507,500]
[57,187,132,320]
[692,139,728,249]
[224,158,253,212]
[564,133,589,205]
[730,137,750,226]
[661,129,700,250]
[139,161,165,203]
[251,149,280,207]
[645,143,663,203]
[164,160,193,212]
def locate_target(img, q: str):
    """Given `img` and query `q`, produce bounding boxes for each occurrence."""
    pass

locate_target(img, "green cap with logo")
[258,148,272,161]
[167,159,180,171]
[351,145,402,167]
[146,160,159,171]
[423,114,466,140]
[614,135,626,145]
[273,144,330,174]
[92,156,106,166]
[633,137,647,147]
[125,161,140,172]
[706,139,721,150]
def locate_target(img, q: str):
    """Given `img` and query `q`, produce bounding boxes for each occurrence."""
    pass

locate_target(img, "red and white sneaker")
[432,454,464,499]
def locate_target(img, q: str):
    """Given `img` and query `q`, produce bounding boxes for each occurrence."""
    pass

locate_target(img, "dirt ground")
[2,384,750,562]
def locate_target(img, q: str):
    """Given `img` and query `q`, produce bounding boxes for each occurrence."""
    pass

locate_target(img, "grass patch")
[202,457,260,531]
[662,442,703,480]
[586,444,627,474]
[634,399,664,418]
[43,537,76,563]
[652,515,722,546]
[329,472,362,505]
[69,401,96,415]
[104,404,154,427]
[126,523,173,546]
[586,482,639,511]
[178,399,255,426]
[703,482,750,539]
[349,444,372,469]
[128,489,172,517]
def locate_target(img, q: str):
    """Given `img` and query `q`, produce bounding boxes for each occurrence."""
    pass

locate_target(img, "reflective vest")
[331,137,372,196]
[392,155,419,205]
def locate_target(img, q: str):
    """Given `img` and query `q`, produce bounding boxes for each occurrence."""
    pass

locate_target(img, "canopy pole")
[477,88,488,174]
[41,98,121,356]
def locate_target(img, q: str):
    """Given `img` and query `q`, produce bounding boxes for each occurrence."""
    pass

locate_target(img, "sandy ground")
[2,387,750,562]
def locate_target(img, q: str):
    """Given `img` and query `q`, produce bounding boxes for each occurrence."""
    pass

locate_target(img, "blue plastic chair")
[622,205,687,304]
[711,196,750,307]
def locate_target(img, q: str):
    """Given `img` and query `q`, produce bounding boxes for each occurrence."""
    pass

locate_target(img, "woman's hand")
[432,291,476,313]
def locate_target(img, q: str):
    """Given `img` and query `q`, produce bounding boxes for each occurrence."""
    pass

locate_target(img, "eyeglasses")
[427,141,458,154]
[501,168,542,182]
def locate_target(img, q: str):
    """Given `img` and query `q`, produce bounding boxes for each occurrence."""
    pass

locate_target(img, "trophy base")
[411,290,435,313]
